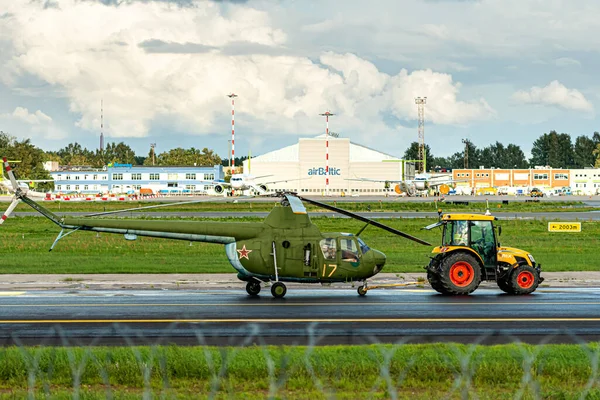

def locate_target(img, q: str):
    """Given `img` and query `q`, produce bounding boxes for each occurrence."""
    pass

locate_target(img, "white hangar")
[241,135,414,195]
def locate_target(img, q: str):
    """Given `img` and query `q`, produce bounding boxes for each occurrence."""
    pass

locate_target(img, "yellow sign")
[548,222,581,232]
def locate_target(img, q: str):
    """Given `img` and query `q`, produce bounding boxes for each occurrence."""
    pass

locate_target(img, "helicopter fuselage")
[61,205,386,284]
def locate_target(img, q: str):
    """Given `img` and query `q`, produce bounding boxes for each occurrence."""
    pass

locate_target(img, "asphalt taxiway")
[1,285,599,346]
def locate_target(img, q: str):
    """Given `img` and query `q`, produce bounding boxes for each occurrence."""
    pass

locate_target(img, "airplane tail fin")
[1,157,63,227]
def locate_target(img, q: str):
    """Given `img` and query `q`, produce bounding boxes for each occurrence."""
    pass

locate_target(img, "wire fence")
[1,323,599,399]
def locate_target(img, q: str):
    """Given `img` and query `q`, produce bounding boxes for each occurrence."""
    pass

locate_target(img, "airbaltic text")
[308,167,341,176]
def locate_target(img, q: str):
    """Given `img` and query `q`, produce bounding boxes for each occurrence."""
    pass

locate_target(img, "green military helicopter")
[1,157,431,298]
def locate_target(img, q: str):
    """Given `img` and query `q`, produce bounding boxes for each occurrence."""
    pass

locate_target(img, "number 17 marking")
[322,264,337,278]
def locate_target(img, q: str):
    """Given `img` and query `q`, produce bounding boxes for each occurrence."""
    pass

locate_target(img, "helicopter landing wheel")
[357,285,367,296]
[271,282,287,298]
[246,281,261,296]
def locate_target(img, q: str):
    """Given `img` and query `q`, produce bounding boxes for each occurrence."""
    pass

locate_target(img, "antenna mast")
[319,111,335,196]
[100,99,104,152]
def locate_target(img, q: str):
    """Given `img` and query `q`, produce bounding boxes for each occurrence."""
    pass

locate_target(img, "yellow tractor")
[424,213,543,295]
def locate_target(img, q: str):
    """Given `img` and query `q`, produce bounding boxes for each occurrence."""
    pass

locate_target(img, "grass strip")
[0,216,598,274]
[9,199,598,213]
[0,343,598,399]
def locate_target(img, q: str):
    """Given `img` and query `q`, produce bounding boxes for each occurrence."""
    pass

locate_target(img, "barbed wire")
[1,323,599,399]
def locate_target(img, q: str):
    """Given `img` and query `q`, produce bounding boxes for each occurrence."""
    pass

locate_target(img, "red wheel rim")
[449,262,475,287]
[517,271,534,289]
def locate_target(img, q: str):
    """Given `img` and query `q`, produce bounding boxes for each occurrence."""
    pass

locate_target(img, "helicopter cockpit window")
[339,238,359,262]
[320,238,337,260]
[357,237,370,254]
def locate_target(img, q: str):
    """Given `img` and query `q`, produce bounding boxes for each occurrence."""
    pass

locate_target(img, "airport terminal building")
[242,135,414,195]
[50,164,224,195]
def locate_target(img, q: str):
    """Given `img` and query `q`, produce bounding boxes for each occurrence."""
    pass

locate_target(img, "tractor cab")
[440,214,498,273]
[425,213,543,295]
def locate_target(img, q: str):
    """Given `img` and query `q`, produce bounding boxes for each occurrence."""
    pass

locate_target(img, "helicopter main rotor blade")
[84,196,254,217]
[296,195,432,246]
[283,193,307,214]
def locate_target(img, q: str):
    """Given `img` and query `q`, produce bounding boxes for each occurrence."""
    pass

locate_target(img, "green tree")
[480,142,527,169]
[0,131,15,154]
[402,142,434,172]
[57,142,94,166]
[573,135,597,168]
[221,156,248,168]
[504,144,528,168]
[594,144,600,167]
[530,131,574,168]
[103,142,136,165]
[4,138,52,190]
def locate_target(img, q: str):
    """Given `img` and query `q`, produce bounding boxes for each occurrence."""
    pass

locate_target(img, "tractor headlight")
[527,254,535,264]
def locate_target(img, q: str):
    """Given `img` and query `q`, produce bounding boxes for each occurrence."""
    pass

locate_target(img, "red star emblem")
[237,244,252,260]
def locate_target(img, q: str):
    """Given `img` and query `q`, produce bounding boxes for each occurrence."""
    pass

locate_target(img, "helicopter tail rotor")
[0,197,20,225]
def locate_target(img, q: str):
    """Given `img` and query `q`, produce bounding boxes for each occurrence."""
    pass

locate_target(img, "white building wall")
[570,169,600,195]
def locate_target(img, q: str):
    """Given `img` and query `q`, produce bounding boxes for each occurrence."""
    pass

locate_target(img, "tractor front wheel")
[508,265,540,295]
[497,276,512,294]
[427,271,448,295]
[437,253,481,295]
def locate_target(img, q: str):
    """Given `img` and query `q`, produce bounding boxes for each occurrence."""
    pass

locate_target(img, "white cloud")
[512,80,594,113]
[554,57,581,68]
[0,0,493,144]
[4,107,53,125]
[0,106,66,140]
[388,69,495,125]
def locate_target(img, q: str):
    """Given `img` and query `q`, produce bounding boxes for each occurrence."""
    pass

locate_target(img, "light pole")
[227,93,238,171]
[150,143,156,166]
[462,138,469,169]
[415,97,427,173]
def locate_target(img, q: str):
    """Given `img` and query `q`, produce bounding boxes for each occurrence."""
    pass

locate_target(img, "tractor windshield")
[442,220,469,246]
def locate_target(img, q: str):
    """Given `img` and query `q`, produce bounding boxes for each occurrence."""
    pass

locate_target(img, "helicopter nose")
[372,250,386,274]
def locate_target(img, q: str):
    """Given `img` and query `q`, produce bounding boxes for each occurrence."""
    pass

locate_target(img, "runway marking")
[0,317,600,324]
[1,301,600,307]
[0,292,25,296]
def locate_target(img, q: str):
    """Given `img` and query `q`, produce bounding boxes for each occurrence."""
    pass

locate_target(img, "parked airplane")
[346,173,461,196]
[0,176,52,198]
[211,173,301,195]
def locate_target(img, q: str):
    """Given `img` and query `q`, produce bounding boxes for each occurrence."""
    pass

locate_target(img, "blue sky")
[1,0,598,161]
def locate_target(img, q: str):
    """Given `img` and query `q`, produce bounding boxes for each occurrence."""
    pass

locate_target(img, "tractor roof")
[442,213,496,221]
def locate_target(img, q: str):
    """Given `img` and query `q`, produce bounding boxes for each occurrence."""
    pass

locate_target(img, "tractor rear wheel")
[508,265,540,295]
[437,253,481,295]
